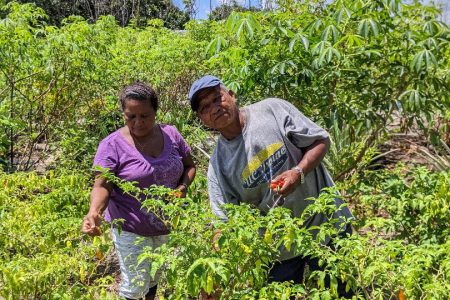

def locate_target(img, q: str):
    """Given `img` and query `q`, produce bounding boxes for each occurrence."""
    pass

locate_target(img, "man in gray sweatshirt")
[188,75,353,295]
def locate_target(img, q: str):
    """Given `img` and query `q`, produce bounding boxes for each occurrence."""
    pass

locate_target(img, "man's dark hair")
[119,81,158,112]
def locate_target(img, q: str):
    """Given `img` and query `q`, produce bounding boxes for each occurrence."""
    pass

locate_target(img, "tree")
[3,0,190,28]
[183,0,197,19]
[209,0,259,21]
[205,0,450,179]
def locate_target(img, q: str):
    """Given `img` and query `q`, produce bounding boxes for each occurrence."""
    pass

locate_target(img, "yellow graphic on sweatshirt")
[242,142,287,189]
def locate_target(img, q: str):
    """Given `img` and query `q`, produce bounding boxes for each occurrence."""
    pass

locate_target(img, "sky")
[173,0,256,20]
[173,0,449,22]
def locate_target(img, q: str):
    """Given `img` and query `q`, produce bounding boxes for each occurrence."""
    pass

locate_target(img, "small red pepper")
[269,179,285,190]
[173,191,183,198]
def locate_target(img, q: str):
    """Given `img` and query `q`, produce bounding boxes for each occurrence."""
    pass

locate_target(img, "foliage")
[209,1,260,21]
[204,0,450,179]
[329,165,450,299]
[96,166,450,299]
[100,168,348,299]
[345,165,450,244]
[1,0,447,177]
[0,0,449,299]
[2,0,190,29]
[0,170,117,299]
[0,2,206,172]
[0,164,449,298]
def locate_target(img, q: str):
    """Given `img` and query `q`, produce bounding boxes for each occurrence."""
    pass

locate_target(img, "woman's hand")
[176,154,196,199]
[82,174,112,236]
[176,184,187,198]
[82,212,103,236]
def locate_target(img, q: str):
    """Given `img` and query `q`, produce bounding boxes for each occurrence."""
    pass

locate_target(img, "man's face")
[195,86,238,130]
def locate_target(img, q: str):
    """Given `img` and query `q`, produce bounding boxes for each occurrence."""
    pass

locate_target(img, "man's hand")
[270,169,301,197]
[81,212,103,236]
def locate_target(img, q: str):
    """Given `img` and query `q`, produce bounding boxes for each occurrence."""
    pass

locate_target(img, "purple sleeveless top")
[93,124,191,236]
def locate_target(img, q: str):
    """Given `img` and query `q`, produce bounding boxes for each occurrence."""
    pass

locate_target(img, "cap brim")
[190,84,220,111]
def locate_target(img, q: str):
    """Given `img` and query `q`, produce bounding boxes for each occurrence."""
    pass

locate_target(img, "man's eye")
[201,104,210,113]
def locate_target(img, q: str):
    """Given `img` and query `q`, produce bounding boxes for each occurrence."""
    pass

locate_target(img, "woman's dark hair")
[119,81,158,112]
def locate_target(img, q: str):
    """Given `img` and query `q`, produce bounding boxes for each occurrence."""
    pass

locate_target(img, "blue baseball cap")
[188,75,222,111]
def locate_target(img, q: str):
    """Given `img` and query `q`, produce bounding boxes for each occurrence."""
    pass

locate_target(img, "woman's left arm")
[177,153,196,197]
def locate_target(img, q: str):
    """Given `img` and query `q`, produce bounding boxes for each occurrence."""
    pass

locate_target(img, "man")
[188,75,353,294]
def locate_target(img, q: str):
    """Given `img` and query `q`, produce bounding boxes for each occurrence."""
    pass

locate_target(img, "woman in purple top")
[81,82,196,300]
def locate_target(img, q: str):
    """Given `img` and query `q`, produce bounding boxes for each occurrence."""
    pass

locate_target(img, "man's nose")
[211,100,221,113]
[210,105,220,116]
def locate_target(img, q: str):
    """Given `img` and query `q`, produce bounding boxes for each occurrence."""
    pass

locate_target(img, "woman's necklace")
[130,132,152,151]
[128,125,159,152]
[131,133,152,151]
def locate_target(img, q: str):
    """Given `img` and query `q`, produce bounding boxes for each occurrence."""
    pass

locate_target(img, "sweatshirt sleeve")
[274,99,329,148]
[207,164,229,221]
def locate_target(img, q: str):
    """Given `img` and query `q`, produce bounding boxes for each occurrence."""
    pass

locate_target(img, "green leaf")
[358,18,379,38]
[362,49,382,58]
[321,24,340,43]
[334,7,352,24]
[206,274,213,294]
[312,40,329,56]
[228,13,260,41]
[306,18,323,33]
[336,34,364,48]
[400,89,421,111]
[420,37,438,50]
[225,11,240,31]
[318,46,341,66]
[289,33,309,52]
[205,36,228,57]
[410,49,437,72]
[423,20,442,36]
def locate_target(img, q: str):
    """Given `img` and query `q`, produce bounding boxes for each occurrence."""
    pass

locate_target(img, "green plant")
[95,165,450,299]
[204,0,450,179]
[0,170,116,299]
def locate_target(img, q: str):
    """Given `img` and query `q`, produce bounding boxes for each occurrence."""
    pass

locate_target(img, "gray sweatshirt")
[207,98,353,259]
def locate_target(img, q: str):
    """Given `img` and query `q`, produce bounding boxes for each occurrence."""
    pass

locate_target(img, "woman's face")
[123,98,156,137]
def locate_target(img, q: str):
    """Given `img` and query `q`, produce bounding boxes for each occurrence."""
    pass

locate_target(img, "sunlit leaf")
[423,20,442,36]
[205,36,228,57]
[358,18,379,38]
[410,49,437,72]
[289,33,309,52]
[321,24,340,43]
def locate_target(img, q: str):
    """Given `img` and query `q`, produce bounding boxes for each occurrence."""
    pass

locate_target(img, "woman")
[82,82,196,300]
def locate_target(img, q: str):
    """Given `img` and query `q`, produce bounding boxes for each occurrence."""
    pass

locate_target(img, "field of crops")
[0,0,449,299]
